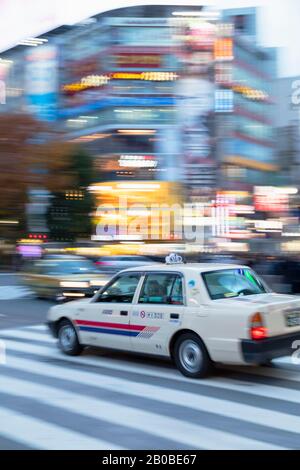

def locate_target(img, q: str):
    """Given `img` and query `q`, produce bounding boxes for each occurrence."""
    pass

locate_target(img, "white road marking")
[2,336,300,405]
[0,286,33,300]
[5,353,300,436]
[0,406,123,450]
[0,375,285,450]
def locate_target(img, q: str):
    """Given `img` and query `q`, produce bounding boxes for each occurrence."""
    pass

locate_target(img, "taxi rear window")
[139,273,183,305]
[202,268,267,300]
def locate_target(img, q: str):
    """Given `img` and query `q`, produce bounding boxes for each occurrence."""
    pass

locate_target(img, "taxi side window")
[139,273,183,305]
[96,273,140,303]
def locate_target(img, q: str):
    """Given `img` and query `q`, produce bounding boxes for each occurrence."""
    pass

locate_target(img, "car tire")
[57,319,83,356]
[173,332,213,378]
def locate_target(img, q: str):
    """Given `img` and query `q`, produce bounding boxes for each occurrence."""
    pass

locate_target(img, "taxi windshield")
[202,268,267,300]
[39,260,98,275]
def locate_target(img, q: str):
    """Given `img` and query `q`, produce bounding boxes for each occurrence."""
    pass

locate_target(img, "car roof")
[120,263,249,274]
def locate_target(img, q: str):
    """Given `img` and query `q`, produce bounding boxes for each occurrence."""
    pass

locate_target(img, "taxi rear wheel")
[57,320,83,356]
[173,333,212,378]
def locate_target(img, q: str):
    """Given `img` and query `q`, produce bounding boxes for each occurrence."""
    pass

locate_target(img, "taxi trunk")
[241,293,300,364]
[250,293,300,337]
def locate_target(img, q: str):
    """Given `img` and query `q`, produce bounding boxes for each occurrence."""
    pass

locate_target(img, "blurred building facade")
[219,8,278,191]
[275,76,300,186]
[0,6,278,191]
[57,5,222,206]
[0,5,288,252]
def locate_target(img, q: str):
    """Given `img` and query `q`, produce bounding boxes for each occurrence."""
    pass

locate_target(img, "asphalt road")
[0,274,54,330]
[0,273,300,450]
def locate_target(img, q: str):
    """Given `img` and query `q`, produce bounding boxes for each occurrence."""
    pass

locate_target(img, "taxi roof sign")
[165,253,183,265]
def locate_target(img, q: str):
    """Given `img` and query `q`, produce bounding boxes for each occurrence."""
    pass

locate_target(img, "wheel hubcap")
[60,325,76,351]
[179,339,202,373]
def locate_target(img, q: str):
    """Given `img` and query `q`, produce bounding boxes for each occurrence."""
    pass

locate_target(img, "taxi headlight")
[89,279,107,287]
[60,281,89,288]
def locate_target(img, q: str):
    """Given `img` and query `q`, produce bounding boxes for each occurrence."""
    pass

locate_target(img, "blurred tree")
[46,147,95,241]
[0,114,94,242]
[0,114,53,240]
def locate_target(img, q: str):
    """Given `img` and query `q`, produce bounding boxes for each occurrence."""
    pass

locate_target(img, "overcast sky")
[213,0,300,77]
[0,0,299,77]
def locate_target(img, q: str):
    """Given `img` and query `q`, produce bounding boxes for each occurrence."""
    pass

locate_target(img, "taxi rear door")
[130,271,185,356]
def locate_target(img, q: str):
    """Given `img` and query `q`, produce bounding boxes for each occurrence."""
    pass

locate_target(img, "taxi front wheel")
[57,320,83,356]
[173,333,213,378]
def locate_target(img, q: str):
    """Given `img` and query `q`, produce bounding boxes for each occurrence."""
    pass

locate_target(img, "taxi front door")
[73,272,141,350]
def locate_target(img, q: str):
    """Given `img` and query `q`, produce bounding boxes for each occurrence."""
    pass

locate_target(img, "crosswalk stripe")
[0,374,286,450]
[3,353,300,437]
[0,331,190,378]
[2,336,300,404]
[23,324,49,331]
[0,327,55,343]
[0,286,33,300]
[0,329,56,343]
[3,325,299,383]
[0,406,123,450]
[224,362,300,383]
[19,326,49,335]
[2,324,300,449]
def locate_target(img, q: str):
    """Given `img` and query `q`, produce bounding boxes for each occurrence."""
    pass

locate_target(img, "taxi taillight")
[250,312,268,340]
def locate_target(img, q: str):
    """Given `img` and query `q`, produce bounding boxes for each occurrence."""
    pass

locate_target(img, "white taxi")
[47,254,300,378]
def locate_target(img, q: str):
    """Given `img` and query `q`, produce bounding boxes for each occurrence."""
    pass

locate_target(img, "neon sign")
[62,71,178,94]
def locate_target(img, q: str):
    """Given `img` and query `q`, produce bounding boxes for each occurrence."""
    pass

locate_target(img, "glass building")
[0,5,279,247]
[218,8,278,190]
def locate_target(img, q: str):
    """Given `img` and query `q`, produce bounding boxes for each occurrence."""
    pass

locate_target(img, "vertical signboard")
[174,17,216,198]
[0,61,9,105]
[25,45,58,121]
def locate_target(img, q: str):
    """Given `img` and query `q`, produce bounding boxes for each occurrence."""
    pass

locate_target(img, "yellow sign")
[224,155,278,172]
[233,84,269,101]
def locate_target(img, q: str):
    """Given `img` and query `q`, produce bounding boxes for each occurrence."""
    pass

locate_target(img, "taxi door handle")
[170,313,179,319]
[120,310,128,316]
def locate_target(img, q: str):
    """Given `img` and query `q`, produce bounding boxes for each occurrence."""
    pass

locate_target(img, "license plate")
[285,311,300,327]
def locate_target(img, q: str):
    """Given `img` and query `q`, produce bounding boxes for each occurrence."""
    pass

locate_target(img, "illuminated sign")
[214,38,233,60]
[185,23,216,51]
[254,186,290,212]
[118,155,158,168]
[224,156,278,172]
[215,89,233,112]
[216,23,234,37]
[113,53,162,68]
[62,71,178,94]
[215,63,232,85]
[25,45,58,121]
[62,75,110,94]
[233,84,269,101]
[111,71,178,81]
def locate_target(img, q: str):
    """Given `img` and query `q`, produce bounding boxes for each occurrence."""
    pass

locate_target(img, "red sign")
[113,53,162,68]
[254,189,288,212]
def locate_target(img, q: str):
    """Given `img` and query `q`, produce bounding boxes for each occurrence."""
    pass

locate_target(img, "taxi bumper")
[241,331,300,363]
